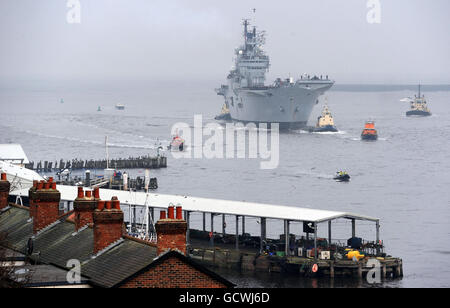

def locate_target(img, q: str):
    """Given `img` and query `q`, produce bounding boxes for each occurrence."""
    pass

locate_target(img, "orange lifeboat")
[361,121,378,141]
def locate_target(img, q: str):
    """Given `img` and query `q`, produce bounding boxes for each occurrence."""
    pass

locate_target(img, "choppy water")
[1,80,449,288]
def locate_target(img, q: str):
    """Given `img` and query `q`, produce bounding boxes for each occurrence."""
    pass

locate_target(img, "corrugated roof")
[27,185,379,223]
[0,144,30,164]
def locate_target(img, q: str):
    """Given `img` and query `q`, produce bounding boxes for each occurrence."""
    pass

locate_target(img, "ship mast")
[243,19,250,49]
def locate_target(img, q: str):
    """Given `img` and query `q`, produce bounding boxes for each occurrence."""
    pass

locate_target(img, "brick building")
[0,176,234,288]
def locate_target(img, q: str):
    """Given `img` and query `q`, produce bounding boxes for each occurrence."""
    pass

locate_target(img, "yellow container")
[347,250,365,261]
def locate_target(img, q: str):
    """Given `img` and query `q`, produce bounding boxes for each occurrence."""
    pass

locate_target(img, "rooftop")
[0,144,30,164]
[12,185,380,223]
[0,205,234,288]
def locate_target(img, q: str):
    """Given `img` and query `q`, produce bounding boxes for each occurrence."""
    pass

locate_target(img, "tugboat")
[334,171,350,182]
[406,85,432,117]
[215,103,232,122]
[168,134,185,152]
[309,104,338,133]
[115,104,125,111]
[361,121,378,141]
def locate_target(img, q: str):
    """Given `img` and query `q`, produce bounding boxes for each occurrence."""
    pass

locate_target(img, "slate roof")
[0,205,233,288]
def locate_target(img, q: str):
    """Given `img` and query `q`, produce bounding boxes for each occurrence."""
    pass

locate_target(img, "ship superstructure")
[216,20,334,129]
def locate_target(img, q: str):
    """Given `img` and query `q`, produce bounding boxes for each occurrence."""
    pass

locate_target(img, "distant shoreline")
[330,84,450,92]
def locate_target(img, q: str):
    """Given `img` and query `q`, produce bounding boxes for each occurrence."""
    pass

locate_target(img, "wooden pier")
[25,155,167,172]
[187,236,403,280]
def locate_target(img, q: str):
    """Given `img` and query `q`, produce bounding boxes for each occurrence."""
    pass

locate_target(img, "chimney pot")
[48,177,53,183]
[51,183,56,190]
[105,201,112,210]
[77,187,84,199]
[1,173,6,181]
[85,190,92,198]
[176,206,183,220]
[97,200,105,211]
[168,206,175,219]
[37,181,44,190]
[112,200,121,210]
[160,211,166,220]
[44,182,50,190]
[93,187,100,199]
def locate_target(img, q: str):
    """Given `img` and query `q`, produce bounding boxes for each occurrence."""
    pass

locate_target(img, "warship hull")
[223,82,333,130]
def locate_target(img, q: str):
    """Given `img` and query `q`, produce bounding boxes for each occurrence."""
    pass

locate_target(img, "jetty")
[24,155,167,172]
[10,185,403,280]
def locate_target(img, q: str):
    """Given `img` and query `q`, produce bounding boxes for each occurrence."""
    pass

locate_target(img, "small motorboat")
[115,104,125,110]
[334,171,350,182]
[361,121,378,141]
[168,135,185,152]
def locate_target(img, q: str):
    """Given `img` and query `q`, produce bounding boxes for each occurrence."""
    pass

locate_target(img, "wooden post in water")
[260,218,266,254]
[235,216,239,251]
[352,219,356,238]
[203,213,206,232]
[186,211,191,249]
[222,214,226,237]
[284,220,290,257]
[210,213,214,247]
[328,220,332,248]
[314,223,318,259]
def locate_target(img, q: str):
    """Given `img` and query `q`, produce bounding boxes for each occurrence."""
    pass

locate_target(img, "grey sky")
[0,0,449,84]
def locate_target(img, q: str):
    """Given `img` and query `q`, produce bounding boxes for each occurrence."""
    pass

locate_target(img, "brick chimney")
[93,197,124,254]
[28,180,39,218]
[0,173,10,210]
[33,181,61,234]
[73,187,98,231]
[155,206,187,255]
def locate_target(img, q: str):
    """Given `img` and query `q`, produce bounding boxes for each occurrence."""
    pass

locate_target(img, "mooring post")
[186,211,191,249]
[260,218,266,254]
[284,220,290,257]
[210,213,214,247]
[314,223,318,260]
[376,220,380,255]
[235,216,239,251]
[203,212,206,232]
[328,220,332,248]
[351,219,356,238]
[222,214,226,236]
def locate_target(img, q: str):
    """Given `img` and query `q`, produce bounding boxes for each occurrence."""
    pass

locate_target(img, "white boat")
[115,104,125,110]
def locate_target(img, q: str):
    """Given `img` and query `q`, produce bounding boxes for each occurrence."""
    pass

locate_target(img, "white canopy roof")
[10,185,379,223]
[0,144,30,164]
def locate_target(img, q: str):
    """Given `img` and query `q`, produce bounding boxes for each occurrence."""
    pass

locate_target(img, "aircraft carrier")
[216,20,334,130]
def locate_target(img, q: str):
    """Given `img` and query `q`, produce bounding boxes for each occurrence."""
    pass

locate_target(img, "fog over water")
[0,0,449,84]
